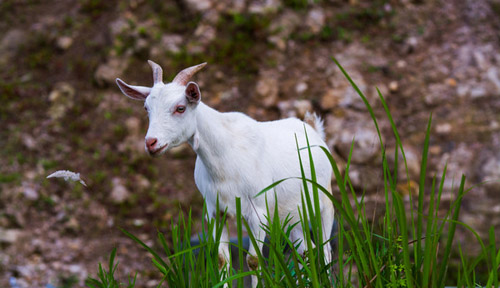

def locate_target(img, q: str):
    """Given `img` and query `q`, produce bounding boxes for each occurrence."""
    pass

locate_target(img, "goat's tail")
[304,111,326,141]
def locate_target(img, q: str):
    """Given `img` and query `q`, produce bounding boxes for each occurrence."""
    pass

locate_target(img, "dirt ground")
[1,0,500,287]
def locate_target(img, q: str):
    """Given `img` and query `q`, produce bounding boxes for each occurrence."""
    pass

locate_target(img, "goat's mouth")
[148,144,168,157]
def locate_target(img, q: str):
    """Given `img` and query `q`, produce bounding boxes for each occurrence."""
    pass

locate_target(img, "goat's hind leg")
[321,182,335,265]
[321,201,334,264]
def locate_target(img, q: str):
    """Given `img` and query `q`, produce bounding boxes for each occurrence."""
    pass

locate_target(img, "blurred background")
[1,0,500,287]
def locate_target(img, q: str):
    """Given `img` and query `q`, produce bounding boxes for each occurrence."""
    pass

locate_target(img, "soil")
[1,0,500,287]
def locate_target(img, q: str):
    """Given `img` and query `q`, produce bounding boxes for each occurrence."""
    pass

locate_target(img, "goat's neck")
[189,102,231,169]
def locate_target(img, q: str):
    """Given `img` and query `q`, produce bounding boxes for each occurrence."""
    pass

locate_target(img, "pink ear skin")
[185,82,201,104]
[116,78,151,101]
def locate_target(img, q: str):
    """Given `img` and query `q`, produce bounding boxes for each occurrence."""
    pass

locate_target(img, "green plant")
[283,0,310,10]
[86,247,136,288]
[209,13,271,73]
[88,59,500,287]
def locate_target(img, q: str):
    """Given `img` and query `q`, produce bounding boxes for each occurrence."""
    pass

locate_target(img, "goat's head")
[116,60,206,156]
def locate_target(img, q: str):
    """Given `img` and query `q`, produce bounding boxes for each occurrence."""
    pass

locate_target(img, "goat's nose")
[145,137,158,151]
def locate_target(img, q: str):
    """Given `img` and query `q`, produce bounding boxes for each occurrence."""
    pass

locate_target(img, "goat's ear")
[185,82,201,104]
[116,78,151,101]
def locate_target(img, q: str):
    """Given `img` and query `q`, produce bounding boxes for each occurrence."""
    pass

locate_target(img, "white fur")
[117,66,335,288]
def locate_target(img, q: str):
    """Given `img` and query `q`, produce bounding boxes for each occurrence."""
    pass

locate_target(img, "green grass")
[87,59,499,287]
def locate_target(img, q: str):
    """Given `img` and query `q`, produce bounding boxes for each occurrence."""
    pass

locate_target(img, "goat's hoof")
[218,253,226,270]
[247,255,259,271]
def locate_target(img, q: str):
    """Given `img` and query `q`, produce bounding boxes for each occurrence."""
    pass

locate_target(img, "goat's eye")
[176,106,186,113]
[144,107,148,112]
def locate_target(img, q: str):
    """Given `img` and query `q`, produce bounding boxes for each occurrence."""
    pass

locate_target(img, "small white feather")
[47,170,87,187]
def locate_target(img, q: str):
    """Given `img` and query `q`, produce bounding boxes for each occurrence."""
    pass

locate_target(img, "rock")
[48,82,75,120]
[336,124,381,164]
[490,120,499,130]
[446,78,457,87]
[456,84,470,98]
[425,83,450,105]
[320,89,340,110]
[64,217,80,233]
[15,265,35,279]
[134,175,151,190]
[305,8,325,34]
[294,100,312,119]
[214,0,245,13]
[0,228,22,244]
[396,60,407,68]
[56,36,73,50]
[155,34,183,55]
[481,155,500,195]
[22,182,39,201]
[324,114,343,137]
[486,67,500,94]
[193,23,217,47]
[0,29,27,65]
[470,86,488,98]
[255,71,279,108]
[404,36,418,54]
[120,117,144,153]
[436,144,476,192]
[147,280,160,287]
[8,276,29,288]
[389,81,398,93]
[295,81,308,94]
[435,123,452,134]
[345,84,371,110]
[473,50,488,70]
[249,0,281,14]
[347,164,381,191]
[21,134,36,150]
[327,70,372,110]
[110,177,130,204]
[267,11,301,50]
[386,145,421,182]
[186,41,205,54]
[94,57,129,87]
[1,29,26,51]
[134,38,149,56]
[66,264,88,283]
[133,219,145,227]
[109,18,130,37]
[184,0,212,12]
[277,99,312,119]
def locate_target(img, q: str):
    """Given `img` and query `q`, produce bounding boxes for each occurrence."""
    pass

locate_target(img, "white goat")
[116,61,334,287]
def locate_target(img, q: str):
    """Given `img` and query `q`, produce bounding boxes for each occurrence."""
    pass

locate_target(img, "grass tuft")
[87,59,499,288]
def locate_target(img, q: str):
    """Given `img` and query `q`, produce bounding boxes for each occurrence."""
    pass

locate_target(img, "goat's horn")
[172,63,207,86]
[148,60,163,84]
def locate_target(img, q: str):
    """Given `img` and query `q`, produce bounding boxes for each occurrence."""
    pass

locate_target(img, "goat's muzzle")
[145,137,167,156]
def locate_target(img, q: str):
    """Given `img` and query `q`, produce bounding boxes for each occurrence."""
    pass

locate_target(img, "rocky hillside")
[1,0,500,287]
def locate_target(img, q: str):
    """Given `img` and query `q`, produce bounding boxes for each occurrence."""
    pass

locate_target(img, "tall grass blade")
[422,176,436,288]
[120,228,168,269]
[303,126,324,267]
[416,113,432,281]
[437,174,466,287]
[235,197,245,288]
[299,194,320,288]
[332,57,383,151]
[486,226,499,288]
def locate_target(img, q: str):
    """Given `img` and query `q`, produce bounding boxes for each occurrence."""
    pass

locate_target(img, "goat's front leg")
[207,205,231,287]
[215,220,230,273]
[246,212,266,288]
